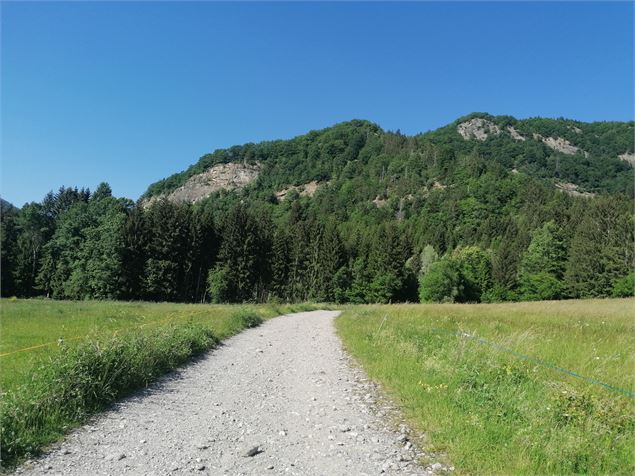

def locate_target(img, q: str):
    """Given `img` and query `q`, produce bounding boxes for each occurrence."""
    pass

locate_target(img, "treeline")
[2,179,632,303]
[1,185,215,302]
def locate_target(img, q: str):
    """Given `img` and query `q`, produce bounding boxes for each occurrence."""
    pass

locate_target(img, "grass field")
[0,298,313,467]
[1,299,308,392]
[336,298,635,475]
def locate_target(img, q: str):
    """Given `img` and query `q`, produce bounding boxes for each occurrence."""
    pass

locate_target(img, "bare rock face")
[145,162,260,206]
[533,134,587,156]
[618,152,635,167]
[555,181,596,198]
[432,181,446,190]
[275,181,321,201]
[507,126,526,141]
[457,118,501,141]
[372,196,387,208]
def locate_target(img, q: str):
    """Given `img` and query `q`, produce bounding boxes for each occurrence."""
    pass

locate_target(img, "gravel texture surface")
[17,311,440,475]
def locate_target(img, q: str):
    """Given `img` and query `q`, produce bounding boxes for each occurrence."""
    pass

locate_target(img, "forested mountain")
[2,113,633,303]
[1,198,16,214]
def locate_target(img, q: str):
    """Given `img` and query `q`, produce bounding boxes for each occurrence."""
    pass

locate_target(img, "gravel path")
[18,311,437,476]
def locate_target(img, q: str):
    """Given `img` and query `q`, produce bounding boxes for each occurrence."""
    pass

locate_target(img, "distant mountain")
[142,113,634,205]
[1,198,17,214]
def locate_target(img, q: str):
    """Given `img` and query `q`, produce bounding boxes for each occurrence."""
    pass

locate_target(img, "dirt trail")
[18,311,431,475]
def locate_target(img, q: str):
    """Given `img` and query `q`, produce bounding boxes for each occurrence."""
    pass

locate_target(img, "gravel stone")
[244,446,263,457]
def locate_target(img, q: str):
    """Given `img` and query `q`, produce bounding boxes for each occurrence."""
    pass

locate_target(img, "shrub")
[481,284,519,303]
[419,258,462,303]
[612,273,634,298]
[452,246,492,302]
[207,266,232,303]
[233,309,262,328]
[289,303,319,312]
[519,271,565,301]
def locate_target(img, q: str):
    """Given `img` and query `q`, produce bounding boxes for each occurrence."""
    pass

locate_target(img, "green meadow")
[0,299,310,392]
[337,298,635,475]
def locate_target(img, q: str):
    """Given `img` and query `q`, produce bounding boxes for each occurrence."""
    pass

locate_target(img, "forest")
[2,114,633,304]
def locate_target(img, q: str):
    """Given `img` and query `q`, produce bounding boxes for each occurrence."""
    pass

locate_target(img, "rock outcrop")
[145,162,260,206]
[457,118,501,141]
[618,152,635,166]
[555,181,595,198]
[507,126,526,141]
[533,134,587,156]
[275,181,321,201]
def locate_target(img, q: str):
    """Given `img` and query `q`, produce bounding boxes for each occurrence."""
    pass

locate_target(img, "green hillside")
[2,114,633,304]
[143,113,634,200]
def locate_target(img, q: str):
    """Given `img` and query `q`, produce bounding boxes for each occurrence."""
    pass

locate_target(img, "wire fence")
[0,308,216,359]
[5,312,634,399]
[430,327,635,399]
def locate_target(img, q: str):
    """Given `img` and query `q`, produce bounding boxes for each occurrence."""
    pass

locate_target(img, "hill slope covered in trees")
[2,113,633,303]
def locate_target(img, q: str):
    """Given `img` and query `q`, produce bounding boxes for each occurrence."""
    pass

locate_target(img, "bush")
[419,258,462,303]
[481,284,519,303]
[233,309,263,329]
[520,271,565,301]
[452,246,492,302]
[612,273,634,298]
[289,303,319,312]
[207,266,231,303]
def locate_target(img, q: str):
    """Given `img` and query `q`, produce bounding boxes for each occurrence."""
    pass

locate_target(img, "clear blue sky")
[2,2,633,206]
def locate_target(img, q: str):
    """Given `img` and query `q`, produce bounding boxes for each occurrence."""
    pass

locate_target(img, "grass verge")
[335,299,635,475]
[0,299,319,468]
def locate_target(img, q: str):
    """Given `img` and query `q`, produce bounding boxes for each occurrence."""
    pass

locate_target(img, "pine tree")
[1,204,18,296]
[490,219,530,299]
[12,203,52,296]
[37,202,91,299]
[271,227,291,301]
[518,221,567,300]
[141,200,191,301]
[188,207,217,302]
[214,204,271,302]
[71,197,127,299]
[121,208,147,299]
[318,222,345,301]
[565,197,634,297]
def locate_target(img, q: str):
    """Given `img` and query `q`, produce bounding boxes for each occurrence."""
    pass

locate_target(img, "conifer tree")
[565,197,634,297]
[271,227,291,301]
[518,221,566,300]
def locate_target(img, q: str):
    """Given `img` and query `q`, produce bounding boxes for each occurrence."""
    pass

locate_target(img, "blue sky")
[2,2,633,206]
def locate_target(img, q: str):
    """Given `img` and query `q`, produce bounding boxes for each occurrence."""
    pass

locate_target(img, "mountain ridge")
[142,113,634,205]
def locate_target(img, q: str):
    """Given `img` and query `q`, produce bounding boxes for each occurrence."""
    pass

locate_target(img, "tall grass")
[336,299,635,475]
[1,323,217,466]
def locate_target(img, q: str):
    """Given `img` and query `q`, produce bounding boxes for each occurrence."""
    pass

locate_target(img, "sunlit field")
[0,299,309,392]
[337,298,635,475]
